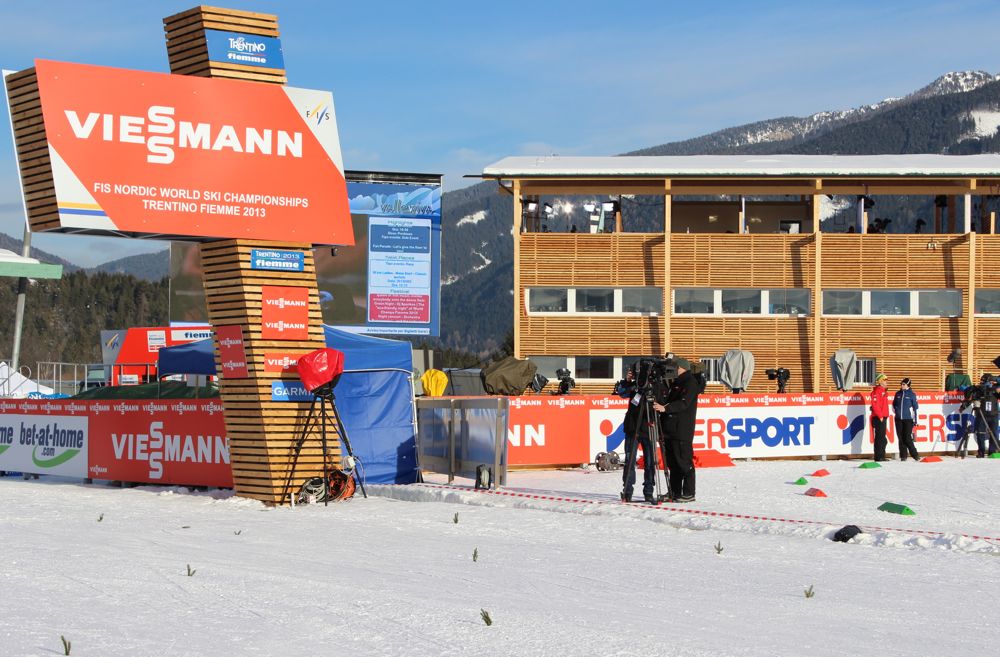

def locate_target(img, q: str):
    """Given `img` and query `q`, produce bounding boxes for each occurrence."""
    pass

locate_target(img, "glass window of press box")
[525,287,661,315]
[674,289,810,316]
[527,356,660,382]
[975,290,1000,314]
[823,289,961,317]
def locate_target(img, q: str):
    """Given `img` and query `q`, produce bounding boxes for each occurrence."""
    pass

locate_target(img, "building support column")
[663,180,671,355]
[964,193,973,234]
[513,180,522,359]
[812,195,823,392]
[968,231,976,380]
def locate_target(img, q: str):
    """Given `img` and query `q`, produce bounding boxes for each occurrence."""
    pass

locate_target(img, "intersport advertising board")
[506,392,967,465]
[33,59,352,245]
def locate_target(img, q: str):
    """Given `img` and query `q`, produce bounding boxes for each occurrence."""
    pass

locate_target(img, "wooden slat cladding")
[822,234,969,287]
[974,234,1000,285]
[671,317,814,393]
[4,68,59,233]
[519,234,664,286]
[521,316,664,357]
[200,239,334,504]
[821,318,967,392]
[163,6,286,84]
[671,234,815,288]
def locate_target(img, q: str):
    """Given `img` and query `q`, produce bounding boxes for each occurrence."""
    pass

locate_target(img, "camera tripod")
[955,405,1000,458]
[280,384,367,505]
[622,390,673,504]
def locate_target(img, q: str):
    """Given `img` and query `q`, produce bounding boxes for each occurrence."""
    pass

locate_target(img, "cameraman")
[653,356,700,502]
[962,374,999,457]
[615,365,659,504]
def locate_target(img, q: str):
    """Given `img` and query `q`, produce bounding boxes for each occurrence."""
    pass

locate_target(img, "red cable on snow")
[414,483,1000,544]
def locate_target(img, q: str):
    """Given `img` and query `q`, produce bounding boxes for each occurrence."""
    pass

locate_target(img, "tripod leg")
[329,397,367,498]
[281,395,319,504]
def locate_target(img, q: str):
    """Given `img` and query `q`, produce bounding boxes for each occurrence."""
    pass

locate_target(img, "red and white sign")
[261,286,310,340]
[33,59,352,245]
[263,352,302,373]
[112,325,212,384]
[216,325,249,378]
[87,400,231,487]
[506,392,967,465]
[369,294,430,323]
[0,398,232,488]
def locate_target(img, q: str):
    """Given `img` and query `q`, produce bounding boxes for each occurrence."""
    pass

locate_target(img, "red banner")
[216,325,249,378]
[34,59,352,245]
[87,400,231,487]
[261,286,310,340]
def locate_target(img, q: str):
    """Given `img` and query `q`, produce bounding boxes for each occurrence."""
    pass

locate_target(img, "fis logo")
[305,102,331,126]
[837,412,866,445]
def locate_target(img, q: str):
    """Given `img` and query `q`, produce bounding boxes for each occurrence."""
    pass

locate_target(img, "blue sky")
[2,0,1000,265]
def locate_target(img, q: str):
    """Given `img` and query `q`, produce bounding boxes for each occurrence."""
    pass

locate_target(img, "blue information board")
[205,30,285,69]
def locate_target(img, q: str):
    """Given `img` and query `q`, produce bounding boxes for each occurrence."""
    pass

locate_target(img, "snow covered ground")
[2,457,999,656]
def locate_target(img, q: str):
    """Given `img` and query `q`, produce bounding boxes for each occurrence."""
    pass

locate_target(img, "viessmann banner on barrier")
[0,399,231,487]
[33,59,352,244]
[506,392,967,465]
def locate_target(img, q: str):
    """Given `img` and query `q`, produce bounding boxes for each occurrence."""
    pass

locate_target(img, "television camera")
[553,367,576,395]
[765,367,791,393]
[632,357,679,400]
[957,373,1000,456]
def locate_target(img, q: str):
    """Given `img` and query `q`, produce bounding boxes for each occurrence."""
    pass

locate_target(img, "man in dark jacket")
[653,356,700,502]
[615,365,659,504]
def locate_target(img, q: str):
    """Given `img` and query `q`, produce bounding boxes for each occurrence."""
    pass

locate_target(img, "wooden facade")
[494,162,1000,394]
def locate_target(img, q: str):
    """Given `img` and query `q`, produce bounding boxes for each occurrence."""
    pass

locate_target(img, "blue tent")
[157,326,418,484]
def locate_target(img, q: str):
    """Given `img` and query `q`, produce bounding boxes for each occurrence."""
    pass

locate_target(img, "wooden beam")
[513,180,522,359]
[813,222,822,392]
[968,232,976,381]
[664,180,671,356]
[964,193,972,233]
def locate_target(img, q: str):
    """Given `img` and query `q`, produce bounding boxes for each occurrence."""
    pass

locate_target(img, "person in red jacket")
[869,372,890,461]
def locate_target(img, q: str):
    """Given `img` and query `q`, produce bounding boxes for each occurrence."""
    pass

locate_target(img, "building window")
[700,356,722,384]
[856,358,876,386]
[768,289,810,315]
[622,287,662,314]
[823,290,863,315]
[975,289,1000,314]
[918,290,961,317]
[527,288,567,313]
[575,356,614,379]
[721,289,761,314]
[674,288,715,314]
[870,290,910,316]
[575,288,614,312]
[527,356,567,380]
[823,289,962,317]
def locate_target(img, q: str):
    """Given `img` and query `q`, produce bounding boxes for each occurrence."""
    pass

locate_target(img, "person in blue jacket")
[892,377,920,461]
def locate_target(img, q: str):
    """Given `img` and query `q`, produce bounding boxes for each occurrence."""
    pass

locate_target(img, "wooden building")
[481,154,1000,394]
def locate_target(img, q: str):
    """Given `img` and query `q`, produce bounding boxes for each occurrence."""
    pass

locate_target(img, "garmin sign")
[205,30,285,69]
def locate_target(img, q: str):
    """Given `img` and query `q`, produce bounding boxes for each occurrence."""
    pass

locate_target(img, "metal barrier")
[416,397,508,488]
[0,361,36,397]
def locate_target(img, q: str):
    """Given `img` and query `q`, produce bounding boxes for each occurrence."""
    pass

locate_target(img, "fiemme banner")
[30,59,352,245]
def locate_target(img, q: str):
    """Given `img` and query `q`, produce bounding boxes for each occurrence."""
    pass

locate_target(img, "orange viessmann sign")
[33,59,353,245]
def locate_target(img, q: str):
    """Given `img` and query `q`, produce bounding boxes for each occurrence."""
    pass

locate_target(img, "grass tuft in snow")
[804,584,815,598]
[186,564,197,577]
[473,547,479,562]
[97,513,103,522]
[453,512,459,524]
[715,541,724,555]
[480,609,492,626]
[234,530,242,535]
[60,634,71,655]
